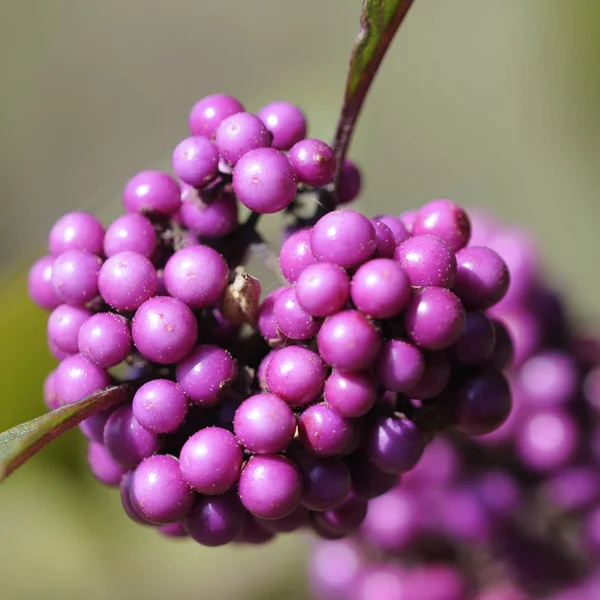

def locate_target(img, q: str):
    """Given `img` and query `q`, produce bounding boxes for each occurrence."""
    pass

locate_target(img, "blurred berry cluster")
[28,94,513,548]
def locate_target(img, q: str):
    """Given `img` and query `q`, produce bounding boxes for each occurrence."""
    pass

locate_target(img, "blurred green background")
[2,1,600,598]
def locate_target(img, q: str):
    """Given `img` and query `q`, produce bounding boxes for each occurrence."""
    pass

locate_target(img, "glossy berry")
[51,250,101,306]
[172,135,219,187]
[370,220,397,259]
[232,148,298,213]
[373,215,410,246]
[324,370,377,418]
[257,286,288,347]
[296,262,350,318]
[215,112,271,166]
[132,379,188,434]
[266,345,327,407]
[233,393,296,454]
[273,286,321,340]
[132,296,198,364]
[279,228,317,283]
[412,199,471,251]
[288,138,336,186]
[78,312,132,368]
[179,184,238,238]
[188,93,244,138]
[28,256,61,310]
[54,354,110,405]
[179,427,242,494]
[47,304,92,356]
[48,211,104,257]
[175,344,236,406]
[103,213,156,258]
[257,101,307,150]
[395,234,456,288]
[87,442,127,486]
[298,403,353,457]
[311,210,376,268]
[123,170,181,216]
[130,455,195,523]
[374,339,425,393]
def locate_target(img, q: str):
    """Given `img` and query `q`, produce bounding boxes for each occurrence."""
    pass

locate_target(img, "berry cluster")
[309,212,600,600]
[27,93,512,548]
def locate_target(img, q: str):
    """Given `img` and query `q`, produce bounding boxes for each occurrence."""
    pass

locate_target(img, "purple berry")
[257,101,307,150]
[163,245,229,309]
[366,414,426,474]
[399,208,418,232]
[132,379,188,434]
[337,160,361,205]
[312,492,367,536]
[265,345,327,407]
[451,311,496,365]
[87,442,126,486]
[216,112,271,166]
[132,296,198,364]
[405,287,466,350]
[236,513,275,545]
[158,521,188,538]
[317,310,381,371]
[54,354,110,405]
[175,344,236,406]
[288,138,336,186]
[350,565,409,600]
[48,211,104,257]
[351,258,411,319]
[130,455,194,523]
[172,135,219,187]
[120,471,151,525]
[373,215,410,246]
[78,312,132,368]
[184,491,245,546]
[374,339,425,393]
[257,286,289,347]
[179,427,242,494]
[43,370,60,410]
[103,213,156,258]
[298,404,353,457]
[47,304,92,355]
[123,170,181,215]
[324,370,377,418]
[412,199,471,251]
[454,246,510,309]
[405,350,451,399]
[238,454,302,520]
[179,184,239,238]
[256,504,310,533]
[370,220,397,258]
[28,256,61,310]
[490,319,514,370]
[349,452,400,499]
[104,404,159,469]
[188,93,244,138]
[51,250,101,306]
[279,228,317,283]
[311,210,376,269]
[394,234,457,288]
[98,251,157,312]
[232,148,298,214]
[79,408,113,443]
[272,286,321,340]
[233,393,296,454]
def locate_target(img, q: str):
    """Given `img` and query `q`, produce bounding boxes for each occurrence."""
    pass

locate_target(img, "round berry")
[373,215,410,246]
[175,344,236,406]
[238,454,302,520]
[48,211,104,257]
[179,184,239,238]
[266,346,327,407]
[47,304,92,355]
[337,160,361,205]
[43,369,60,410]
[130,455,195,523]
[51,250,101,306]
[405,351,451,399]
[312,492,368,536]
[374,340,425,393]
[188,93,244,138]
[257,286,288,347]
[279,227,317,283]
[163,245,229,309]
[324,370,377,418]
[394,234,457,288]
[79,409,113,443]
[87,442,126,486]
[28,256,61,310]
[272,286,321,340]
[317,310,381,371]
[296,262,350,318]
[412,199,471,251]
[123,170,181,216]
[288,138,336,186]
[233,393,296,454]
[103,213,156,258]
[215,112,271,166]
[311,210,376,269]
[132,296,198,364]
[54,354,110,405]
[232,148,298,214]
[452,311,496,365]
[172,135,219,187]
[78,312,132,368]
[298,404,353,457]
[257,101,307,150]
[490,319,514,370]
[132,379,188,434]
[370,220,397,258]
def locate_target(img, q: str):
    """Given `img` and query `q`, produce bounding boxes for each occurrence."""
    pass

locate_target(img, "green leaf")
[333,0,415,180]
[0,385,131,482]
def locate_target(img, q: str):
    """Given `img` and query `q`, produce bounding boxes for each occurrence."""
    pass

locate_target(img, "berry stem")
[332,0,416,195]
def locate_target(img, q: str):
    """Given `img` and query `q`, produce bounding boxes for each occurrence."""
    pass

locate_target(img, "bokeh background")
[1,1,600,598]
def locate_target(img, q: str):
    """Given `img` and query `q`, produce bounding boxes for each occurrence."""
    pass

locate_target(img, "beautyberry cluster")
[309,211,600,600]
[28,93,513,548]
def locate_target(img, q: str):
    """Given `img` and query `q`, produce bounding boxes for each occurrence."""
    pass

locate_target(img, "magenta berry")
[257,101,307,150]
[123,170,181,216]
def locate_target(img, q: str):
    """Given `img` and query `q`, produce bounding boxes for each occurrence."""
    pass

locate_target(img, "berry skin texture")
[317,310,382,371]
[215,112,271,166]
[163,245,229,309]
[272,286,321,341]
[188,94,245,138]
[103,213,157,258]
[130,455,195,524]
[232,147,298,214]
[77,312,132,368]
[310,210,376,269]
[233,393,297,454]
[172,135,219,187]
[412,199,471,251]
[123,170,181,216]
[28,256,61,310]
[48,304,93,356]
[373,215,410,246]
[98,251,157,312]
[179,184,239,238]
[374,339,425,393]
[279,227,317,283]
[48,211,105,257]
[54,354,110,405]
[351,258,411,319]
[132,379,188,434]
[324,370,378,418]
[404,287,466,351]
[370,220,397,258]
[51,250,101,306]
[296,262,350,318]
[175,344,236,406]
[395,234,457,288]
[288,138,336,186]
[132,296,198,364]
[298,404,354,457]
[257,101,307,150]
[238,454,302,520]
[265,345,327,407]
